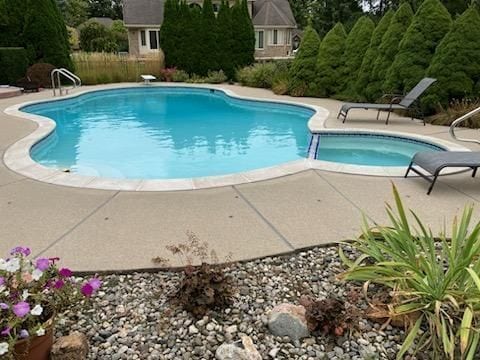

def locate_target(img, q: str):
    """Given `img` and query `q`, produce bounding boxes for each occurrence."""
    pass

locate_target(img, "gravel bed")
[56,246,409,360]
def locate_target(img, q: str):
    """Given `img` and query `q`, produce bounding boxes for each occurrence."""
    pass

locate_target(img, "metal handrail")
[51,68,81,96]
[449,106,480,145]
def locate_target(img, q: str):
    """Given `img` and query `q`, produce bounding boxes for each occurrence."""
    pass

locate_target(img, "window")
[273,29,278,45]
[286,30,291,45]
[255,31,264,49]
[213,3,219,12]
[149,30,159,49]
[140,30,146,46]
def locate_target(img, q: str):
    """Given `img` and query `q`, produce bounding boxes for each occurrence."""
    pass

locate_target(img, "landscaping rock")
[215,335,261,360]
[50,332,89,360]
[268,303,310,342]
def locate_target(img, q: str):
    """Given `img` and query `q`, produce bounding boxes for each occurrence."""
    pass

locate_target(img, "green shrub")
[383,0,452,95]
[366,4,413,101]
[315,23,347,97]
[422,7,480,112]
[205,70,227,84]
[354,10,394,101]
[172,69,190,82]
[0,47,28,85]
[23,0,72,69]
[111,20,128,52]
[340,185,480,359]
[236,62,276,88]
[79,22,114,52]
[337,16,375,98]
[288,25,321,97]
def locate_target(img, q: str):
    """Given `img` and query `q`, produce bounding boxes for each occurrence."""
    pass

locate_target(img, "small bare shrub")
[427,97,480,128]
[26,63,56,88]
[152,231,235,317]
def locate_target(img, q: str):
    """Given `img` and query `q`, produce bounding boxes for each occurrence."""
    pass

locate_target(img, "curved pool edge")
[2,83,472,191]
[3,84,327,191]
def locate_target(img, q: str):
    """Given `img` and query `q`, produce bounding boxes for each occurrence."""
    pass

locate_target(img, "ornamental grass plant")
[340,185,480,359]
[0,247,101,358]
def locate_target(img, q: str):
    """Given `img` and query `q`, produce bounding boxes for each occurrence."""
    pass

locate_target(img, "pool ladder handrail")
[51,68,81,96]
[449,106,480,145]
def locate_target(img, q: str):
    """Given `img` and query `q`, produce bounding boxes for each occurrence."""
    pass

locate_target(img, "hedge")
[0,47,29,85]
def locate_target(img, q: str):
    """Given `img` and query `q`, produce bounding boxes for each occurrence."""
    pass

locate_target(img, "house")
[123,0,297,59]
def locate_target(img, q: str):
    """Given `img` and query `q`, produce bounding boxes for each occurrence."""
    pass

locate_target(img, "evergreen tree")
[216,0,235,78]
[422,7,480,111]
[160,0,179,68]
[288,25,321,96]
[353,9,394,101]
[366,3,413,101]
[0,0,27,47]
[23,0,73,69]
[184,3,203,74]
[196,0,218,75]
[315,23,347,97]
[383,0,451,94]
[311,0,364,37]
[231,0,255,69]
[337,15,375,97]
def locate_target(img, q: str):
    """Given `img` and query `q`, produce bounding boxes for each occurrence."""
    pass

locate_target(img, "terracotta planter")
[13,317,54,360]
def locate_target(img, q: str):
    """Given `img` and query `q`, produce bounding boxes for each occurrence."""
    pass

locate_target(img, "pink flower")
[12,301,30,317]
[0,327,10,336]
[59,268,73,277]
[81,283,93,297]
[35,258,50,271]
[88,278,101,291]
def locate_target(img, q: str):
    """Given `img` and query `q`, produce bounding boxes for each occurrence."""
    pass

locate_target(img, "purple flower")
[81,283,93,297]
[0,277,4,286]
[0,303,8,310]
[59,268,73,278]
[10,247,31,256]
[19,330,29,339]
[54,279,65,289]
[88,278,101,291]
[12,301,30,318]
[0,327,10,336]
[35,258,50,271]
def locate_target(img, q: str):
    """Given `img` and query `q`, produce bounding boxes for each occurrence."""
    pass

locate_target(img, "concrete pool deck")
[1,83,479,272]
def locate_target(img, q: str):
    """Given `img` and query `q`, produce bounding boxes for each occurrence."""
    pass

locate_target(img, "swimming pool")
[311,133,445,166]
[23,87,315,179]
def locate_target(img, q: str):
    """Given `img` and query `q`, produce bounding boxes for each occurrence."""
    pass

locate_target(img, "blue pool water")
[314,133,444,166]
[24,87,314,179]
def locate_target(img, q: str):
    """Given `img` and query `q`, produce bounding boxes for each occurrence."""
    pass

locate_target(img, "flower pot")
[13,317,54,360]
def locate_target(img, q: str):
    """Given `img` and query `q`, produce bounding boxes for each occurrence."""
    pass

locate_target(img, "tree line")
[289,0,479,38]
[289,0,480,112]
[160,0,255,78]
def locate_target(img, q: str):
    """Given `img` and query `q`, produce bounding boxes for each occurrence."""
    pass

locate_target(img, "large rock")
[50,332,89,360]
[215,335,262,360]
[268,303,310,342]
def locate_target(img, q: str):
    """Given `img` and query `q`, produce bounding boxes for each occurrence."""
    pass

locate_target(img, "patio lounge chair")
[405,151,480,195]
[337,77,437,125]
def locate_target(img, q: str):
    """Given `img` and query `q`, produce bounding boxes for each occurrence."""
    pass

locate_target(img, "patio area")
[1,84,479,272]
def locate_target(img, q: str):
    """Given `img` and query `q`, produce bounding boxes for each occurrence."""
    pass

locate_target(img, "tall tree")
[87,0,113,18]
[0,0,27,47]
[315,22,347,97]
[231,0,255,68]
[23,0,73,69]
[112,0,123,19]
[311,0,364,37]
[216,0,234,78]
[64,0,89,27]
[353,9,394,100]
[337,15,375,97]
[160,0,179,68]
[288,24,321,96]
[422,7,480,111]
[383,0,451,94]
[366,3,413,101]
[197,0,218,75]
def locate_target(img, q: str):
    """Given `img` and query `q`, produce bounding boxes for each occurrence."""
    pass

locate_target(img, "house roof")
[123,0,296,28]
[252,0,296,27]
[78,17,114,29]
[123,0,164,26]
